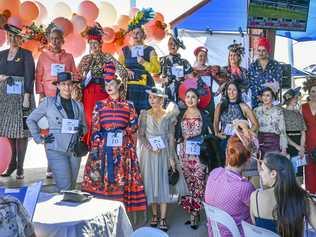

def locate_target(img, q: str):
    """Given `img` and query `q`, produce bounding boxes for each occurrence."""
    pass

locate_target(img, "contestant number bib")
[224,123,235,136]
[131,45,144,58]
[171,65,184,78]
[51,64,65,76]
[61,119,79,134]
[148,136,166,151]
[201,76,211,87]
[7,81,23,95]
[185,141,200,155]
[107,132,123,147]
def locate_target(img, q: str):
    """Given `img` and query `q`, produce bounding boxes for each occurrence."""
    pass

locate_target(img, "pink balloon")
[0,137,12,174]
[71,14,87,33]
[19,1,39,21]
[79,1,99,25]
[64,32,86,58]
[102,27,115,43]
[52,17,74,37]
[7,16,22,28]
[0,30,6,46]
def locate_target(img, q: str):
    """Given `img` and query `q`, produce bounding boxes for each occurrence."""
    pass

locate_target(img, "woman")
[254,87,287,157]
[0,196,36,237]
[0,24,35,179]
[119,26,160,114]
[36,27,77,99]
[250,152,316,236]
[78,23,128,147]
[282,87,306,177]
[160,34,192,105]
[27,72,87,191]
[221,42,251,107]
[248,37,282,108]
[302,77,316,194]
[213,81,258,159]
[205,135,255,237]
[138,87,179,231]
[36,26,77,178]
[81,73,146,213]
[177,88,208,229]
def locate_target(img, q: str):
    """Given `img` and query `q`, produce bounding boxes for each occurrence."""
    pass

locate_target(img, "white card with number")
[61,119,79,134]
[131,45,144,58]
[171,65,184,78]
[201,76,211,87]
[6,81,23,95]
[107,132,123,147]
[148,136,166,151]
[51,64,65,76]
[185,141,200,155]
[224,123,235,136]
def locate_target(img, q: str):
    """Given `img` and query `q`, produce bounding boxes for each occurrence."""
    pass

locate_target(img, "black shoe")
[150,215,159,227]
[159,218,168,232]
[1,167,16,177]
[190,214,200,230]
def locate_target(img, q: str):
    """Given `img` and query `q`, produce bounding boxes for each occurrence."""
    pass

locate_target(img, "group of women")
[0,12,316,236]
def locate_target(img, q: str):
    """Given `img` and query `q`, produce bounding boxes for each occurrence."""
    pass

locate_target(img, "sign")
[6,81,23,95]
[223,123,235,136]
[131,45,144,58]
[171,65,184,78]
[61,119,79,134]
[148,136,166,151]
[51,64,65,76]
[185,140,200,155]
[107,132,123,147]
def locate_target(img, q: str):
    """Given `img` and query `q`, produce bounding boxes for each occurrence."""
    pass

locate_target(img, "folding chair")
[131,227,169,237]
[242,221,280,237]
[203,202,241,237]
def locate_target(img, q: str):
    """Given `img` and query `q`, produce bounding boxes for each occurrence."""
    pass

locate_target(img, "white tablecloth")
[33,193,133,237]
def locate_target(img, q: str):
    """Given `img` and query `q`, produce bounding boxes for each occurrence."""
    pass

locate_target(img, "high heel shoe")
[190,214,200,230]
[159,218,168,232]
[150,215,159,227]
[1,167,16,177]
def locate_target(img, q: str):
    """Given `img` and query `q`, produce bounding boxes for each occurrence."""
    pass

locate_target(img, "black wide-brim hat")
[3,24,22,36]
[283,87,301,105]
[52,72,79,85]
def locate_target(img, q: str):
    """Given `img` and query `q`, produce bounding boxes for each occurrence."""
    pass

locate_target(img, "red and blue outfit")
[81,97,147,212]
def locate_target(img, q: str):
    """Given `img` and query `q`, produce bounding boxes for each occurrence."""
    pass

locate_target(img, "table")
[33,193,133,237]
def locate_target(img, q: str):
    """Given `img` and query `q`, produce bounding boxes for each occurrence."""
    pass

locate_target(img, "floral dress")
[179,117,207,215]
[81,97,147,212]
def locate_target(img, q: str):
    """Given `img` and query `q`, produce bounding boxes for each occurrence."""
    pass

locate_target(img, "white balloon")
[53,2,72,19]
[97,1,117,27]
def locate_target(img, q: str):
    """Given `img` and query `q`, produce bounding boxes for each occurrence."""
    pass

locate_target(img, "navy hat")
[52,72,76,85]
[4,24,22,36]
[283,87,301,105]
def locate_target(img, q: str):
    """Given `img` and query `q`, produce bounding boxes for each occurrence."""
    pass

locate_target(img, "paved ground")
[0,140,208,237]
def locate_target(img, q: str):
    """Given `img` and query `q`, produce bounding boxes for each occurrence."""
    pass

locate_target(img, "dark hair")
[264,152,311,237]
[261,87,276,100]
[219,81,242,114]
[185,88,199,97]
[226,135,251,167]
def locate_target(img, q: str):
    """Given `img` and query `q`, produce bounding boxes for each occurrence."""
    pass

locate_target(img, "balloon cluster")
[0,0,167,58]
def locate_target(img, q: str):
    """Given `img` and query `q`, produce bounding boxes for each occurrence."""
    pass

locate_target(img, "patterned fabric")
[78,52,128,147]
[81,97,147,212]
[283,109,306,132]
[222,66,249,91]
[248,59,282,108]
[179,117,206,215]
[254,105,287,150]
[160,54,193,103]
[302,103,316,194]
[0,48,35,138]
[205,168,255,237]
[0,196,35,237]
[220,102,245,133]
[120,45,159,113]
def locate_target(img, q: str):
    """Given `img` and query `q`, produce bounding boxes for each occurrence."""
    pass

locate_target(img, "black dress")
[0,47,35,138]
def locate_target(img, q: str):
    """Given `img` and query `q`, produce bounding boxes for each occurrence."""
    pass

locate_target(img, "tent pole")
[288,38,294,66]
[130,0,136,8]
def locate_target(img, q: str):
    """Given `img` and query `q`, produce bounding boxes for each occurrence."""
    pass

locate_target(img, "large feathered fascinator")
[127,8,155,32]
[170,27,185,49]
[228,41,245,57]
[81,22,104,41]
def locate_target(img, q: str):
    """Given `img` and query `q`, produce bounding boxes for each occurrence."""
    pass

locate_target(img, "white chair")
[242,221,280,237]
[131,227,169,237]
[203,202,241,237]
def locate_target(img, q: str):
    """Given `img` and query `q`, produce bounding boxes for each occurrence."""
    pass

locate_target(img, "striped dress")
[81,97,147,212]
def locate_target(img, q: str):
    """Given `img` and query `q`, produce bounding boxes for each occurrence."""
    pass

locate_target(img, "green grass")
[249,4,307,20]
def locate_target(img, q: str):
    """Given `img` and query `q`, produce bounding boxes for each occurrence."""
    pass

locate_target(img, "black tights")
[6,138,28,175]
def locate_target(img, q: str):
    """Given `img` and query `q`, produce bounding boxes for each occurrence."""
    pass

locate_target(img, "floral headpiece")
[81,23,104,41]
[21,22,51,46]
[228,41,245,56]
[127,8,155,32]
[169,27,185,49]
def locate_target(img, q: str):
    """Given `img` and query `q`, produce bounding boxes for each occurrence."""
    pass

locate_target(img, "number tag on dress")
[6,81,23,95]
[61,119,79,134]
[148,136,166,151]
[201,76,211,87]
[224,123,235,136]
[171,65,184,78]
[185,141,200,155]
[51,64,65,76]
[131,45,144,58]
[107,132,123,147]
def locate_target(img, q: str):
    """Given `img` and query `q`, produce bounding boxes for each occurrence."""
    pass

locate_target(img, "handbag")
[73,139,89,157]
[168,168,179,185]
[61,190,92,203]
